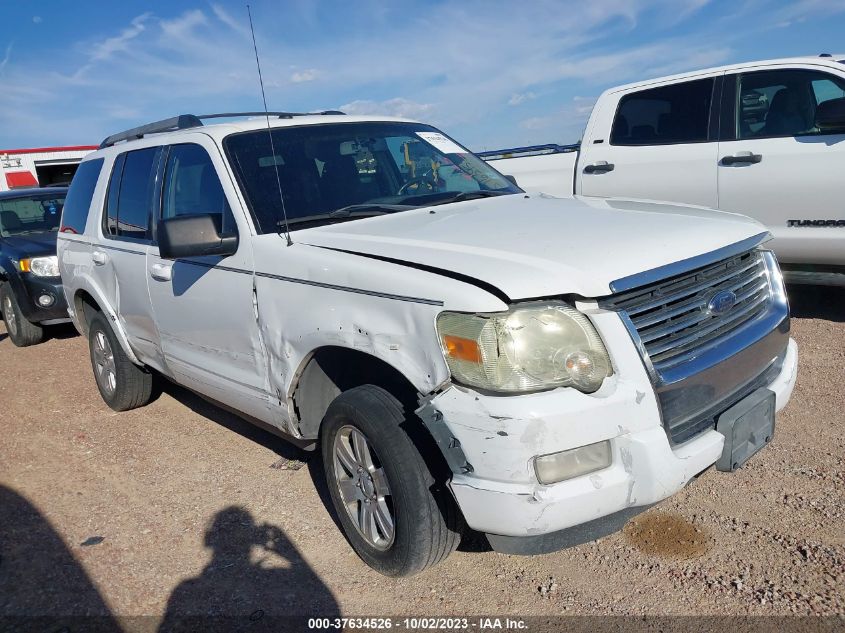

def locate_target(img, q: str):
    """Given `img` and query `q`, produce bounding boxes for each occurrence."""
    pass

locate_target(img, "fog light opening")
[534,440,612,485]
[37,294,55,308]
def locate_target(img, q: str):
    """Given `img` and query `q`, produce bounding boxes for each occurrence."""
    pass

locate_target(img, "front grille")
[602,249,772,377]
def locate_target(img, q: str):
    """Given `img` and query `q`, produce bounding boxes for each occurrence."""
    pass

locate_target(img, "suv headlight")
[19,256,60,278]
[436,301,612,393]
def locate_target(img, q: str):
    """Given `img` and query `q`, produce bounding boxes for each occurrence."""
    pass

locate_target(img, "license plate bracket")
[715,388,776,472]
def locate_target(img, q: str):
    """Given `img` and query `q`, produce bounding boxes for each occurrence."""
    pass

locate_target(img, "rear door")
[578,76,721,208]
[717,67,845,265]
[96,147,162,365]
[146,138,271,421]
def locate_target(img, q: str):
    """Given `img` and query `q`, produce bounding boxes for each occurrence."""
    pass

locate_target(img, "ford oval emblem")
[707,290,737,315]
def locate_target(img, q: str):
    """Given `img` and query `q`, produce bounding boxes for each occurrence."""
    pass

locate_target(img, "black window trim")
[609,76,719,147]
[728,68,845,142]
[100,147,162,246]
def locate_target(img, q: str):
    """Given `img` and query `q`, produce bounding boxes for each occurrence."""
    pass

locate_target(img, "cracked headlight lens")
[436,301,612,393]
[20,255,60,278]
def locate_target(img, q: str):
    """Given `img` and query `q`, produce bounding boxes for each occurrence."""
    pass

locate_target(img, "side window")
[811,76,845,106]
[736,69,845,139]
[60,158,104,235]
[104,154,124,236]
[611,78,714,146]
[162,144,236,236]
[103,148,159,240]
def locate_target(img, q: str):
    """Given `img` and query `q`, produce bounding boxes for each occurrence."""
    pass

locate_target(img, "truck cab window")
[611,78,714,146]
[736,69,845,139]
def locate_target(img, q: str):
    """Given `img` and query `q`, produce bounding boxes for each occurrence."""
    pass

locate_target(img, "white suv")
[58,112,798,576]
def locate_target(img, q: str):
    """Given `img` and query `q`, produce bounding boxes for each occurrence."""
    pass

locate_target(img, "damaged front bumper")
[430,337,798,555]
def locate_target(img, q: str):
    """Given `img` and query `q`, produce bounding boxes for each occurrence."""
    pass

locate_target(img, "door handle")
[583,161,615,174]
[149,263,173,282]
[721,152,762,165]
[91,250,108,266]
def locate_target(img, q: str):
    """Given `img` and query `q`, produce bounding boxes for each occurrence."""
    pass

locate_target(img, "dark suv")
[0,187,70,346]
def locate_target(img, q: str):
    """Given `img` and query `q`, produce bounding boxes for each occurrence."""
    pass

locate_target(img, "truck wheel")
[1,284,45,347]
[88,312,153,411]
[321,385,462,577]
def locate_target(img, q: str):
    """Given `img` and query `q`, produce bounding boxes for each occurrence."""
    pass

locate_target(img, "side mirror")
[503,174,519,187]
[157,214,238,260]
[816,97,845,131]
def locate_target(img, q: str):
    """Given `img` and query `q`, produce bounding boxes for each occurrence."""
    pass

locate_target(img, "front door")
[146,139,272,421]
[717,68,845,265]
[578,76,720,209]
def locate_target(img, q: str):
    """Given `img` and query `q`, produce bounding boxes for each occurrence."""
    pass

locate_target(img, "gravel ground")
[0,286,843,626]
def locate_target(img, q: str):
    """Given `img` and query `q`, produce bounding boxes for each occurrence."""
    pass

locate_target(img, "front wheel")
[88,312,153,411]
[321,385,462,576]
[1,284,44,347]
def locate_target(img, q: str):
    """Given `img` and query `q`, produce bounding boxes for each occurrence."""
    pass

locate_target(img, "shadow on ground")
[0,484,121,631]
[0,485,340,632]
[787,285,844,322]
[158,506,340,631]
[159,381,307,463]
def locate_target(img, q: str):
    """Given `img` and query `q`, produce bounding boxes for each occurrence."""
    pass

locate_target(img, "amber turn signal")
[442,335,482,363]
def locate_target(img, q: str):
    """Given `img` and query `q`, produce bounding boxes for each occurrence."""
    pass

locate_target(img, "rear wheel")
[321,385,462,576]
[88,312,153,411]
[1,284,44,347]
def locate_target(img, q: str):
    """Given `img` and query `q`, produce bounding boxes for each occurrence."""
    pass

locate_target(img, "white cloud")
[290,69,319,83]
[339,98,435,119]
[90,13,151,62]
[211,3,249,36]
[508,92,536,106]
[32,16,42,24]
[0,42,12,74]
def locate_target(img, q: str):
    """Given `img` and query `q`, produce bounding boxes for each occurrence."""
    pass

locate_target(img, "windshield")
[0,195,66,237]
[223,122,520,233]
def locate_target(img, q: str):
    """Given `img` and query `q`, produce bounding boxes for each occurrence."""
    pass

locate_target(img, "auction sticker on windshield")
[416,131,467,155]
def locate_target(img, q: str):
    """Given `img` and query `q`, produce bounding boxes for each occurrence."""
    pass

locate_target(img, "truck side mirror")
[815,97,845,132]
[503,174,519,187]
[157,214,238,260]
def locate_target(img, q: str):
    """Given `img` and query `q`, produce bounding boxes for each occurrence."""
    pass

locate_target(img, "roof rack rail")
[98,110,347,148]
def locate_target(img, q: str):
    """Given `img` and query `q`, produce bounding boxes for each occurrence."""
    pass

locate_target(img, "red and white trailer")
[0,145,97,192]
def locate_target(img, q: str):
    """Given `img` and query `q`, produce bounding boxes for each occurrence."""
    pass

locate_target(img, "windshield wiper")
[283,203,414,228]
[428,190,512,206]
[328,203,413,218]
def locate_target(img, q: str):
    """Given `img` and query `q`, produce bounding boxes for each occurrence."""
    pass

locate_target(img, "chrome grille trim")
[601,249,772,375]
[601,247,789,446]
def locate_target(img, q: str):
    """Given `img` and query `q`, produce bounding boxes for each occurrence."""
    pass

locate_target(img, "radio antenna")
[247,4,292,246]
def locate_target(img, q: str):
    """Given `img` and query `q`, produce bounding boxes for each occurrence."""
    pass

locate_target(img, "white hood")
[298,195,768,299]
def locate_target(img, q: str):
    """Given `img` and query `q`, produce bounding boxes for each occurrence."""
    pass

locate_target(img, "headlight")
[19,256,60,278]
[436,301,612,393]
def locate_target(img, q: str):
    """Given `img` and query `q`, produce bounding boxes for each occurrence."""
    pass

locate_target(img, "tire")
[88,312,153,411]
[321,384,462,576]
[1,283,45,347]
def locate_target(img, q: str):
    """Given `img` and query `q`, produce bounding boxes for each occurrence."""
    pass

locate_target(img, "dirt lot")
[1,286,843,626]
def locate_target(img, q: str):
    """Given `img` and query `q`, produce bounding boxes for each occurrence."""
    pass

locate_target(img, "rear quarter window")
[60,158,104,235]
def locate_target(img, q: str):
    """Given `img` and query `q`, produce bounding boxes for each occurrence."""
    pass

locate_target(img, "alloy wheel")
[3,295,17,337]
[333,425,395,550]
[92,330,117,396]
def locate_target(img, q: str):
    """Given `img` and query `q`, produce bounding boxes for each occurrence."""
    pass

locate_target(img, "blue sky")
[1,0,844,151]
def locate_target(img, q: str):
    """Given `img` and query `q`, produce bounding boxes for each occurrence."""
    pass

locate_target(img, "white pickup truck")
[480,55,845,286]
